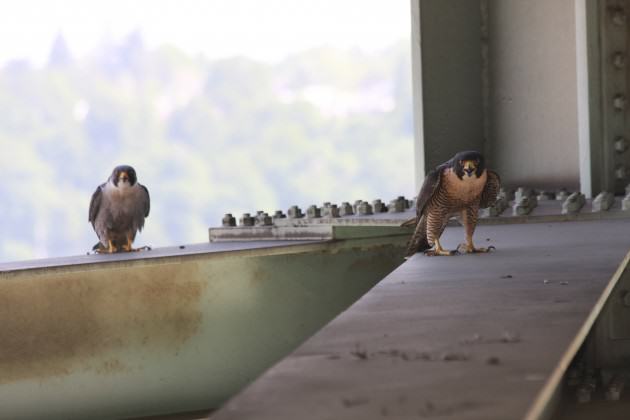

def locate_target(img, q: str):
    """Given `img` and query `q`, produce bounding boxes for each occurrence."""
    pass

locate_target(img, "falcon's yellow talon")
[458,243,495,254]
[107,240,117,253]
[424,239,458,256]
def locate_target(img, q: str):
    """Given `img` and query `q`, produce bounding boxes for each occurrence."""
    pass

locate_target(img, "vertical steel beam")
[578,0,630,196]
[410,0,484,190]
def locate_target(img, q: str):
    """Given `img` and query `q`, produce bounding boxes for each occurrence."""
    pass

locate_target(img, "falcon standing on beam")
[403,151,500,257]
[89,165,150,253]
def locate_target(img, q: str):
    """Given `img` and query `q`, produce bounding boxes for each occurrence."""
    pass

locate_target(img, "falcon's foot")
[423,239,458,256]
[131,245,152,252]
[457,243,496,254]
[424,248,458,256]
[120,244,151,252]
[93,240,118,254]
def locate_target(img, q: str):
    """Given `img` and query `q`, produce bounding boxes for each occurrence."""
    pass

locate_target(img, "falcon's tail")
[404,216,430,258]
[400,217,417,228]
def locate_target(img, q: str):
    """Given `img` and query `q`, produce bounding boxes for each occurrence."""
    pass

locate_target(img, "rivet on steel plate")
[322,204,340,218]
[239,213,255,226]
[612,8,627,26]
[222,213,236,227]
[512,195,537,216]
[615,136,628,153]
[615,165,628,180]
[339,202,354,216]
[562,192,586,214]
[255,212,272,226]
[306,205,322,218]
[372,199,386,213]
[357,201,373,216]
[592,191,614,212]
[287,205,304,219]
[388,197,406,213]
[272,210,286,219]
[613,94,627,110]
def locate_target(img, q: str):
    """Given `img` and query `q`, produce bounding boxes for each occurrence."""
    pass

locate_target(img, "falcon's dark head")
[452,151,485,180]
[110,165,138,187]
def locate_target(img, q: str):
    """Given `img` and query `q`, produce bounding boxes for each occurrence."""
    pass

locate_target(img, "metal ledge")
[0,226,408,420]
[210,219,630,420]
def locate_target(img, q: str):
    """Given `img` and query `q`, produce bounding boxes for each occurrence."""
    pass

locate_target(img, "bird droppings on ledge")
[486,356,501,365]
[441,352,470,362]
[350,344,369,360]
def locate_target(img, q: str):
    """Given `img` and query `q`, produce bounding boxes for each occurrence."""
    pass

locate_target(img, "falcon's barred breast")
[404,151,500,257]
[89,165,150,253]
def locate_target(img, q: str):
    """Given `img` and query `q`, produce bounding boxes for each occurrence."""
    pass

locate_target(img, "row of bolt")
[567,364,626,404]
[222,196,415,227]
[483,187,628,217]
[609,5,629,181]
[222,186,630,227]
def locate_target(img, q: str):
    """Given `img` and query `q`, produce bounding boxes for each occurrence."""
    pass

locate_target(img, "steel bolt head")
[357,201,373,216]
[372,199,387,213]
[613,94,627,110]
[388,198,405,213]
[255,212,272,226]
[322,204,340,218]
[592,191,614,212]
[616,165,628,180]
[613,52,626,69]
[239,213,255,226]
[306,205,321,218]
[339,202,354,216]
[615,136,628,153]
[612,9,627,26]
[222,213,236,227]
[287,205,304,219]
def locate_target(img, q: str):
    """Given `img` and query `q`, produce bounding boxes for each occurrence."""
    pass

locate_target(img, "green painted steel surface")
[0,227,408,419]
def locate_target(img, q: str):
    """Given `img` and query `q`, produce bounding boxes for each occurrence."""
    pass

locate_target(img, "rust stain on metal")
[0,262,206,384]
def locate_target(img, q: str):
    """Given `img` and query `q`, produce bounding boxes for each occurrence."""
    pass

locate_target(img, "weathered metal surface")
[0,227,408,420]
[210,219,630,420]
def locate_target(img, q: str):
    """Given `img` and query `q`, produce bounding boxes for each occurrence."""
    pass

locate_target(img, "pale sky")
[0,0,410,65]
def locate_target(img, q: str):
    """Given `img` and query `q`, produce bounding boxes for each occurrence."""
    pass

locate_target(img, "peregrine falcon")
[404,151,500,257]
[89,165,150,253]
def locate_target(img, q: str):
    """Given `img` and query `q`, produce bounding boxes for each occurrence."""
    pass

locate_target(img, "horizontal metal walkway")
[210,218,630,420]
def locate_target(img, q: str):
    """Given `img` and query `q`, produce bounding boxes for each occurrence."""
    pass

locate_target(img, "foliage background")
[0,34,414,262]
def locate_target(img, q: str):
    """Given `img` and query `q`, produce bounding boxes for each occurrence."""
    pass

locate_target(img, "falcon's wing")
[479,170,501,208]
[415,165,445,218]
[88,183,105,227]
[140,184,150,217]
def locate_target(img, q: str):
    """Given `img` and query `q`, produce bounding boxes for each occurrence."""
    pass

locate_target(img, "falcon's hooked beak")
[462,160,477,177]
[118,171,129,183]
